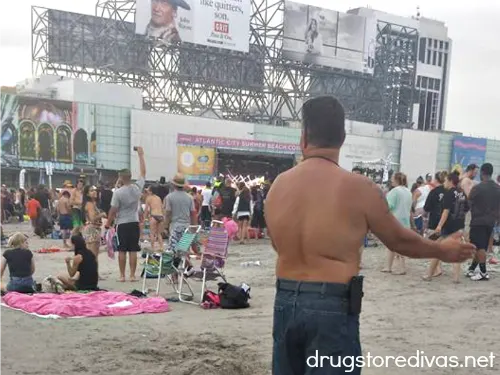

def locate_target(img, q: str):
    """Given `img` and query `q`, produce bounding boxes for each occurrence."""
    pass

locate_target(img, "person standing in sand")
[57,191,73,249]
[106,147,146,282]
[70,179,85,228]
[381,172,412,275]
[460,164,478,241]
[423,172,468,283]
[145,185,164,250]
[264,96,476,375]
[164,173,199,276]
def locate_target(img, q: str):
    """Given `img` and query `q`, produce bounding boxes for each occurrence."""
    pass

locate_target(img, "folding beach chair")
[173,225,202,304]
[199,220,229,301]
[141,248,177,296]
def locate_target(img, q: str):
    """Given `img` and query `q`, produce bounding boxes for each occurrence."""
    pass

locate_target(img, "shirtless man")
[70,179,84,228]
[460,164,478,241]
[145,185,164,250]
[57,191,73,248]
[265,96,476,375]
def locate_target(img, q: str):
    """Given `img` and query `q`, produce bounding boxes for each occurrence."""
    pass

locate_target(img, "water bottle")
[240,261,261,267]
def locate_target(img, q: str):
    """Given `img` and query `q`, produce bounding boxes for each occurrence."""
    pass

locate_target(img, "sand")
[1,222,499,375]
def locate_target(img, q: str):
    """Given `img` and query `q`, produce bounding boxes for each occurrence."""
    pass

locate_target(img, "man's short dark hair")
[302,96,346,148]
[466,164,478,172]
[62,191,71,198]
[352,167,362,173]
[480,163,493,177]
[206,182,212,188]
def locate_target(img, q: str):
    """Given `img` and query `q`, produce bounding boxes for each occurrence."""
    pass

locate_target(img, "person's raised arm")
[364,179,474,262]
[135,146,146,179]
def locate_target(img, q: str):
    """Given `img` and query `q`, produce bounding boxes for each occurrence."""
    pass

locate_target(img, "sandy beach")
[1,222,499,375]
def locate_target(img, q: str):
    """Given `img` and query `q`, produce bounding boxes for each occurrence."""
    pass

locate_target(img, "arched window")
[19,121,36,160]
[56,124,72,162]
[38,123,54,161]
[1,123,18,156]
[74,129,89,164]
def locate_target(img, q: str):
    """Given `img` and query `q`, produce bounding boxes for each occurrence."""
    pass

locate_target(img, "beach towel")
[104,228,117,259]
[1,291,169,319]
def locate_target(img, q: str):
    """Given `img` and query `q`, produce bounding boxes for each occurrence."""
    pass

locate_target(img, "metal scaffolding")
[32,0,418,127]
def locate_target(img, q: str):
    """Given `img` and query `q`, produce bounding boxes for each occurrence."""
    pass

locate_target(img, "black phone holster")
[347,276,364,315]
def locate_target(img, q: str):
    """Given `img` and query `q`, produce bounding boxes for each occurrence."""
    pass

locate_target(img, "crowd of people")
[1,146,272,291]
[376,163,500,282]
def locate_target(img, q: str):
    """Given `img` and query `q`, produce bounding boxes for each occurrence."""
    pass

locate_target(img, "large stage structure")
[31,0,418,127]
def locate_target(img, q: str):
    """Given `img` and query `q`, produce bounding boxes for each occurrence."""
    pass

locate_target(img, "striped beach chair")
[174,225,202,304]
[199,220,229,301]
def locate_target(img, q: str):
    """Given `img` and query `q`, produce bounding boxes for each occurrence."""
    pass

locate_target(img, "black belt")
[276,279,349,298]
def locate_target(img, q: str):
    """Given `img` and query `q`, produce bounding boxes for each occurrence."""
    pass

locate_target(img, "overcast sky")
[1,0,499,138]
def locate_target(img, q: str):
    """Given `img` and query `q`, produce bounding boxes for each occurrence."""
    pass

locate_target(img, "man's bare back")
[58,196,71,215]
[146,194,163,217]
[266,159,372,284]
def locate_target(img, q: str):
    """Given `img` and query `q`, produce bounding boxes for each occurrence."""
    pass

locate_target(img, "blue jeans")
[273,279,362,375]
[7,276,36,293]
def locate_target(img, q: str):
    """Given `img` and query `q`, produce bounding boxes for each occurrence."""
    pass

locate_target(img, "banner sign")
[135,0,251,53]
[177,133,300,154]
[177,145,215,181]
[282,1,376,74]
[451,136,487,175]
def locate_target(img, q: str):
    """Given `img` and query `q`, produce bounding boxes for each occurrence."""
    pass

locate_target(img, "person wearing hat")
[146,0,191,43]
[106,147,147,282]
[164,173,199,275]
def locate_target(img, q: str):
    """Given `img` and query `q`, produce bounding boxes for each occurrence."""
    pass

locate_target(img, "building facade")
[349,8,452,131]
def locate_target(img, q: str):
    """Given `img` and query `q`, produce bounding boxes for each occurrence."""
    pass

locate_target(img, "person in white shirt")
[200,182,213,229]
[413,176,431,234]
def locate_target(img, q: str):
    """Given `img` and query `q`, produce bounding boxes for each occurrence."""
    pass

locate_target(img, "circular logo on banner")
[181,151,195,167]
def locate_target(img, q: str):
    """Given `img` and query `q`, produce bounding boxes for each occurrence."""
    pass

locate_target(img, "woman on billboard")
[304,18,323,55]
[146,0,191,43]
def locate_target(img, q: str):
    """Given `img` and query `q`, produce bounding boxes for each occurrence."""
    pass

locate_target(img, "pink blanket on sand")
[2,291,169,318]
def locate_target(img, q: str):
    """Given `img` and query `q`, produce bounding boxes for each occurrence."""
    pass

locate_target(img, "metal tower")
[32,0,418,127]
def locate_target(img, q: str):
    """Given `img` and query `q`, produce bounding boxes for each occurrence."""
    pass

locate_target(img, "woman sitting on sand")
[57,232,98,291]
[1,233,36,292]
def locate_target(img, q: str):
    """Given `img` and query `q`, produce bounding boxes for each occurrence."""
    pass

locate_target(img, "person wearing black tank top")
[57,233,99,291]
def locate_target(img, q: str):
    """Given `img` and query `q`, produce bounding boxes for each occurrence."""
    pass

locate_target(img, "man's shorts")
[469,225,494,251]
[273,279,361,375]
[59,214,73,230]
[116,222,141,252]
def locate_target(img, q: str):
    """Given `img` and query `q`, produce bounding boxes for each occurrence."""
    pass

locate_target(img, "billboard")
[177,145,215,182]
[451,136,487,175]
[48,9,149,72]
[1,94,19,167]
[177,133,300,154]
[0,94,96,170]
[135,0,251,53]
[283,1,376,74]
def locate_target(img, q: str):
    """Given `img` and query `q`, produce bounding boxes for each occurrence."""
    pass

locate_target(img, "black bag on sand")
[218,282,250,309]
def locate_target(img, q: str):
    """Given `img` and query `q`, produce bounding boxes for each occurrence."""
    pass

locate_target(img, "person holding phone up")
[106,147,146,282]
